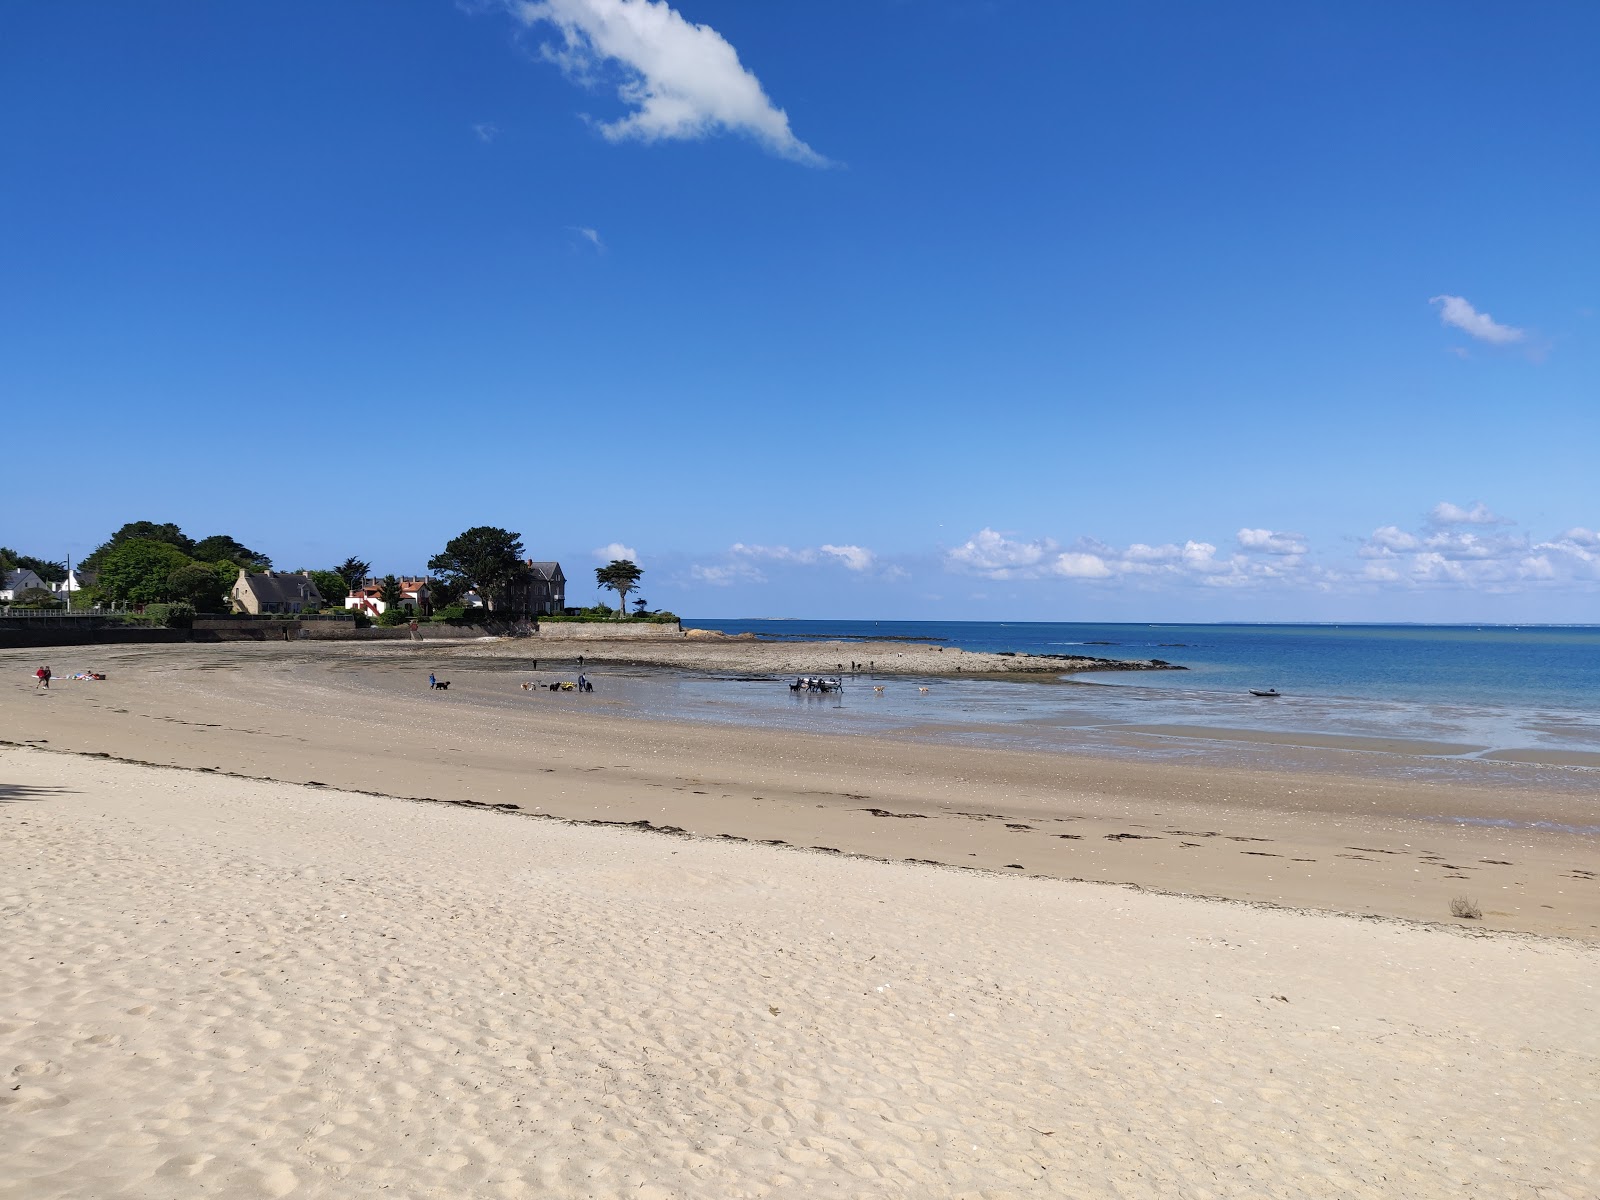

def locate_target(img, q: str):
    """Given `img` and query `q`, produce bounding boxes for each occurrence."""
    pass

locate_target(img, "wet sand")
[3,642,1596,938]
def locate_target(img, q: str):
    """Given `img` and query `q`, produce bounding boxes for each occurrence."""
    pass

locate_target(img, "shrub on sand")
[1450,896,1482,920]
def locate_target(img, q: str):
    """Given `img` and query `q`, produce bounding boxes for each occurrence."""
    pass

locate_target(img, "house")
[1,568,48,601]
[231,569,324,615]
[523,561,565,615]
[439,562,561,613]
[51,568,97,595]
[344,577,432,617]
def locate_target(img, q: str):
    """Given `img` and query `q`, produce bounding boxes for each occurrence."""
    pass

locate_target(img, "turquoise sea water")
[664,620,1600,770]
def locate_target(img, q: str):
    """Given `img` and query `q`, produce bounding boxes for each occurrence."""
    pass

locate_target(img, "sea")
[653,620,1600,781]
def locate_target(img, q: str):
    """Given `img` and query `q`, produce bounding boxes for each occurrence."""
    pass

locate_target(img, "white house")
[344,577,432,617]
[1,568,48,601]
[47,568,97,600]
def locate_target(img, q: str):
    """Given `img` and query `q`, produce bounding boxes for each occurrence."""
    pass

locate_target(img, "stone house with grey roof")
[523,561,565,615]
[230,569,323,615]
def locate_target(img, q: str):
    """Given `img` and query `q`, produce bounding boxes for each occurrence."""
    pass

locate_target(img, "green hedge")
[143,602,196,629]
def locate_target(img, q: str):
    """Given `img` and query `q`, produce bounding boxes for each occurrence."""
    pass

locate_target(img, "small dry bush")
[1449,896,1482,920]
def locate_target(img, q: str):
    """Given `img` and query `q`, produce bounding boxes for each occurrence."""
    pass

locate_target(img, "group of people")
[791,676,842,693]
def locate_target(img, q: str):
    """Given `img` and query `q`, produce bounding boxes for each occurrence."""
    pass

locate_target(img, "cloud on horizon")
[938,502,1598,596]
[593,541,638,562]
[670,504,1598,600]
[508,0,826,165]
[1430,295,1525,345]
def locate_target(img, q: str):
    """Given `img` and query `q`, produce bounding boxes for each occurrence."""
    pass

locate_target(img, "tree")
[82,521,193,569]
[633,597,648,615]
[595,559,643,617]
[306,570,349,603]
[13,586,62,609]
[379,574,404,610]
[192,535,270,568]
[97,539,195,605]
[428,527,527,612]
[0,548,67,583]
[334,557,371,593]
[166,562,227,611]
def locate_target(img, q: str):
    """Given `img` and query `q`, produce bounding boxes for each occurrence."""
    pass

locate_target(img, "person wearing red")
[34,664,51,689]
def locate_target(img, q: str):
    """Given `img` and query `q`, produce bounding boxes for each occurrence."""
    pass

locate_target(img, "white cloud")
[1237,528,1308,556]
[945,528,1057,577]
[1361,525,1420,557]
[570,225,604,250]
[1429,501,1510,528]
[473,122,500,143]
[948,529,1296,589]
[1050,552,1111,579]
[510,0,826,165]
[1430,295,1525,345]
[819,544,874,572]
[593,542,637,562]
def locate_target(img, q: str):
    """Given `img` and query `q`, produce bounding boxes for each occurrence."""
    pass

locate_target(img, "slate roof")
[527,561,564,580]
[237,571,323,606]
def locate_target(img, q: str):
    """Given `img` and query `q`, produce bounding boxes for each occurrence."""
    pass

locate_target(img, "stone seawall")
[534,621,683,640]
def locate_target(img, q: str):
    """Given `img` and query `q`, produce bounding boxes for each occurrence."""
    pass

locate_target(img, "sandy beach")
[4,744,1597,1199]
[3,640,1598,1196]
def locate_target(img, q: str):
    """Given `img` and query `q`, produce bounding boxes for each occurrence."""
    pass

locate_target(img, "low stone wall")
[0,625,189,650]
[303,624,509,641]
[534,621,683,640]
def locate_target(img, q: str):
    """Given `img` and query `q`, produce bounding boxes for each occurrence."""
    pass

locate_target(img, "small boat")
[1250,688,1281,698]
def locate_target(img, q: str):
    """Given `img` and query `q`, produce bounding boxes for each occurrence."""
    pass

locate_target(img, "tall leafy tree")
[428,527,527,612]
[379,574,404,610]
[306,569,349,602]
[334,557,371,592]
[97,539,195,605]
[82,521,193,569]
[192,535,271,568]
[167,562,228,611]
[595,559,643,617]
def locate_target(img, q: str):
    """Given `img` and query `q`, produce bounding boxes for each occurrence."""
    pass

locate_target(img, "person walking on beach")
[35,665,51,689]
[428,672,436,690]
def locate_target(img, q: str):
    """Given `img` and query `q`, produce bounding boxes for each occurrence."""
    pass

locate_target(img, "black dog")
[432,681,450,691]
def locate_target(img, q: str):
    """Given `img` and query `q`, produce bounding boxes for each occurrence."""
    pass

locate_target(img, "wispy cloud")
[508,0,827,165]
[819,544,875,572]
[473,122,501,143]
[946,530,1299,589]
[731,542,816,564]
[1237,528,1308,556]
[690,562,764,586]
[593,541,637,562]
[1429,501,1510,528]
[1430,295,1524,345]
[569,225,605,250]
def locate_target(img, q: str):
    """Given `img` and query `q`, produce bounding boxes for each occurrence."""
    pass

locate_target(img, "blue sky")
[5,0,1596,621]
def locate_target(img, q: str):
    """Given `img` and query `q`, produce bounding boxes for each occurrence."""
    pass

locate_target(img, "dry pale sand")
[2,643,1596,938]
[2,746,1595,1200]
